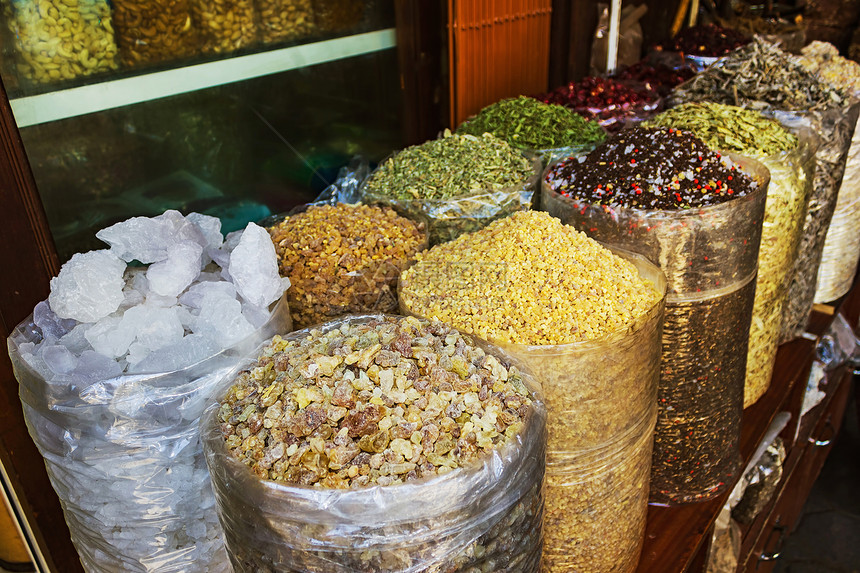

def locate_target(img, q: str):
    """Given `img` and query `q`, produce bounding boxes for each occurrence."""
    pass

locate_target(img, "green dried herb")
[362,130,534,202]
[671,37,849,111]
[456,96,607,151]
[647,102,797,156]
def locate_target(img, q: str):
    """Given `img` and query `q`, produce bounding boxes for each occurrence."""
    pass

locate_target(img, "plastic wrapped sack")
[741,127,817,406]
[543,153,770,504]
[201,315,546,573]
[7,296,292,573]
[403,248,666,573]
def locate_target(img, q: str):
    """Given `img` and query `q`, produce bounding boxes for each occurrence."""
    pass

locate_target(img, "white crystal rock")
[33,301,76,339]
[49,250,126,323]
[122,305,185,355]
[85,316,135,359]
[146,241,204,298]
[194,289,254,347]
[186,212,223,251]
[96,210,207,264]
[228,223,286,308]
[129,334,221,374]
[42,344,78,375]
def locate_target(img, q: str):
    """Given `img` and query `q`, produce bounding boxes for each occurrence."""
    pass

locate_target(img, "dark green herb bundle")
[456,96,606,151]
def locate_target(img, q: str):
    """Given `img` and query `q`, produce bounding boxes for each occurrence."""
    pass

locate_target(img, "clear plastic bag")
[815,123,860,303]
[360,154,541,246]
[201,314,546,573]
[7,295,292,573]
[542,153,771,504]
[111,0,199,68]
[543,406,657,573]
[402,248,666,573]
[772,105,860,339]
[2,0,118,87]
[731,437,786,524]
[745,126,818,406]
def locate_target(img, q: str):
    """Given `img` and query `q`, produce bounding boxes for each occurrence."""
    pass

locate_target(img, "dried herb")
[362,130,534,202]
[670,37,848,111]
[647,102,797,157]
[361,131,538,244]
[457,96,606,151]
[648,102,814,407]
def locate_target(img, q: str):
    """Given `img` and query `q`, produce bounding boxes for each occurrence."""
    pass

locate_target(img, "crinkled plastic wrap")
[543,406,657,573]
[815,122,860,303]
[745,127,817,407]
[201,315,546,573]
[424,250,666,573]
[6,296,292,573]
[360,156,541,246]
[542,153,770,504]
[772,106,860,338]
[731,437,786,524]
[521,143,600,171]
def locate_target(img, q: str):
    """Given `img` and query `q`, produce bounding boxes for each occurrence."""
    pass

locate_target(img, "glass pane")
[0,1,401,263]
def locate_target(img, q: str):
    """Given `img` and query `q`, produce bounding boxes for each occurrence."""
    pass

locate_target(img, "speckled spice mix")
[268,203,427,329]
[544,126,759,210]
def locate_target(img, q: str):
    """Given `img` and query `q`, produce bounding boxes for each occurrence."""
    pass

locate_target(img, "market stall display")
[456,96,606,167]
[795,41,860,303]
[6,210,292,573]
[203,314,546,572]
[359,131,539,245]
[267,203,427,330]
[399,211,665,573]
[670,37,856,342]
[1,0,118,86]
[646,102,817,407]
[543,126,769,505]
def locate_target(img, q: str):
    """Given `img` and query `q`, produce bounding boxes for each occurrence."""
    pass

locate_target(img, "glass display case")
[1,0,403,263]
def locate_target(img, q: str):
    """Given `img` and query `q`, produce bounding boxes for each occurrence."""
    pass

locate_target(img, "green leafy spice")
[456,96,607,151]
[647,102,797,157]
[362,130,535,202]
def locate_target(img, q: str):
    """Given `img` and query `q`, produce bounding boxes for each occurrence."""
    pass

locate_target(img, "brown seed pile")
[268,203,427,329]
[218,315,534,488]
[399,210,662,346]
[112,0,199,67]
[191,0,257,54]
[257,0,315,44]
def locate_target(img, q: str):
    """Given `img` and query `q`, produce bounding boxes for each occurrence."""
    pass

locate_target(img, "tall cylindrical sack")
[7,296,291,573]
[646,104,819,407]
[815,123,860,303]
[398,213,667,573]
[201,315,547,573]
[776,106,860,337]
[491,252,664,573]
[543,145,770,505]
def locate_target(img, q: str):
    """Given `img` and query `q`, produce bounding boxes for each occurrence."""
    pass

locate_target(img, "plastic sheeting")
[543,152,770,504]
[202,314,546,573]
[7,296,292,573]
